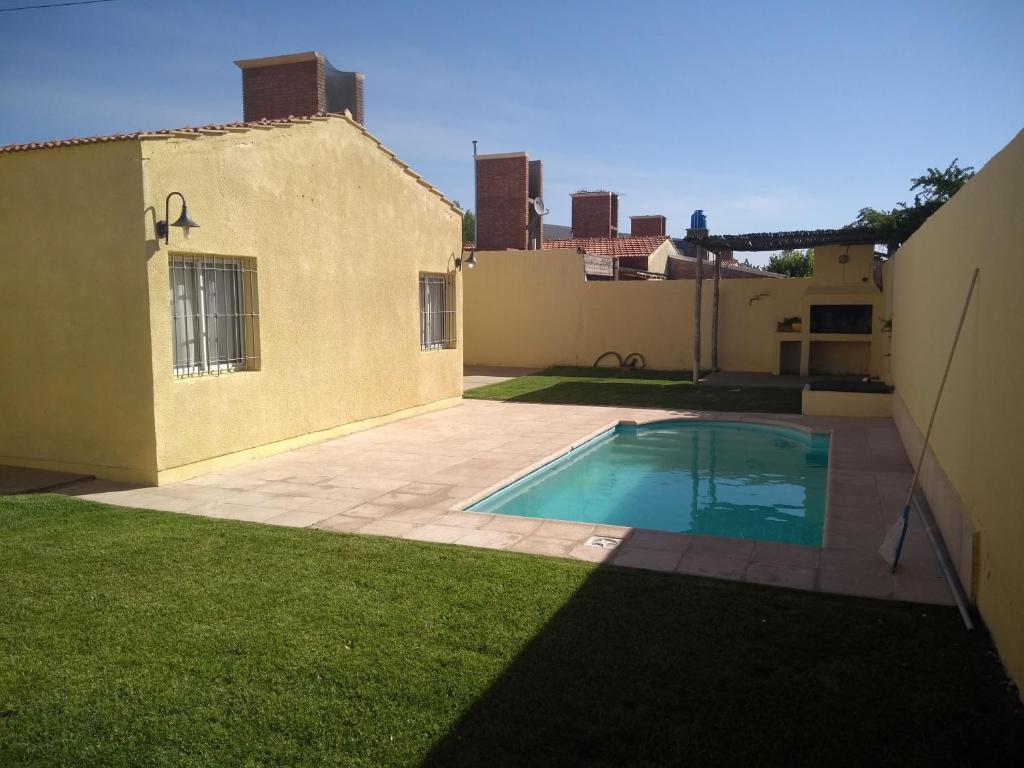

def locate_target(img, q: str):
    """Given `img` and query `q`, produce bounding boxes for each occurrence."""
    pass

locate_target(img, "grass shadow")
[421,563,1023,767]
[468,379,802,414]
[533,366,699,381]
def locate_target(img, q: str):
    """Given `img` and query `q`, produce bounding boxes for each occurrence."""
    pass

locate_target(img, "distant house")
[542,235,677,279]
[0,52,464,485]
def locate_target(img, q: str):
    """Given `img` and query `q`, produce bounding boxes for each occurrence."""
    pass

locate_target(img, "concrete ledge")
[802,385,892,417]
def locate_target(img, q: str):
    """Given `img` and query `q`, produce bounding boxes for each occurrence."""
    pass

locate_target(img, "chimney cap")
[571,189,616,197]
[235,51,323,70]
[475,151,528,160]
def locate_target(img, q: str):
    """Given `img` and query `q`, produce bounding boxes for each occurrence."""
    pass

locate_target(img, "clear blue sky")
[2,0,1021,263]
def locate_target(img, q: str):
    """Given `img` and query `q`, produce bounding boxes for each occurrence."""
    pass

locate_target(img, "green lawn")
[464,366,803,413]
[1,495,1022,767]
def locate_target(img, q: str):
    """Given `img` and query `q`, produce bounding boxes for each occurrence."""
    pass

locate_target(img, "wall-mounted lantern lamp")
[454,251,477,270]
[156,192,199,244]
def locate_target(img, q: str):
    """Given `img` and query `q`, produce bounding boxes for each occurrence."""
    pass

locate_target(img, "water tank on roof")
[690,209,707,230]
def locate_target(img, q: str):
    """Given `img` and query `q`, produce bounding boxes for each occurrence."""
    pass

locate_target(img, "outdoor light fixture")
[156,192,199,244]
[454,252,477,270]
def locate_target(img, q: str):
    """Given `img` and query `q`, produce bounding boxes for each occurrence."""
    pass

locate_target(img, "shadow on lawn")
[420,564,1023,768]
[534,366,698,381]
[492,380,803,414]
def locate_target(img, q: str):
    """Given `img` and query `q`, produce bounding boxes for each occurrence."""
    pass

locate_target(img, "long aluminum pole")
[472,140,478,247]
[712,250,721,372]
[890,267,980,572]
[693,246,703,384]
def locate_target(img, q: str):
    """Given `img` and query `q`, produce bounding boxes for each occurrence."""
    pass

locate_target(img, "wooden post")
[693,246,703,383]
[711,250,721,372]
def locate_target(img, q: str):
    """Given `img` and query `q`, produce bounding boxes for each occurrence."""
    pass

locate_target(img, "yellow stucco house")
[0,78,464,485]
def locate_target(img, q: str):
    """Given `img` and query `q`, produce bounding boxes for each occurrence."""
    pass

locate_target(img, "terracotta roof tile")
[542,235,670,258]
[0,111,461,213]
[0,113,327,155]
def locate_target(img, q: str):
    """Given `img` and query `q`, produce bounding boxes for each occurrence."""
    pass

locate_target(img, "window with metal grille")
[169,255,260,377]
[419,273,456,350]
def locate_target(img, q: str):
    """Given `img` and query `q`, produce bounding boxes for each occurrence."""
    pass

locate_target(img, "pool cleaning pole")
[889,267,979,574]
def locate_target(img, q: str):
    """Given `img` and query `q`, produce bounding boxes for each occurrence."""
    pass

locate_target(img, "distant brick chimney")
[235,51,364,124]
[528,160,544,249]
[476,152,538,250]
[630,215,666,237]
[572,191,618,238]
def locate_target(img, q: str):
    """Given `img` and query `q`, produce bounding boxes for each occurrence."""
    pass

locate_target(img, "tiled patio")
[60,400,953,605]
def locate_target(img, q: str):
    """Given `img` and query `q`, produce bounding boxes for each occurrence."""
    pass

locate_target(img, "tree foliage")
[850,159,975,247]
[766,248,814,277]
[451,201,476,244]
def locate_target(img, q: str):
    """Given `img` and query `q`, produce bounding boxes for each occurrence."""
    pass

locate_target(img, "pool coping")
[451,414,834,554]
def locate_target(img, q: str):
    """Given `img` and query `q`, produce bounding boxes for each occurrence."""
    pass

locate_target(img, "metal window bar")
[419,273,456,350]
[169,255,260,378]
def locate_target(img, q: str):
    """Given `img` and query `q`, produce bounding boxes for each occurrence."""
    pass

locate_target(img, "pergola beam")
[684,226,895,253]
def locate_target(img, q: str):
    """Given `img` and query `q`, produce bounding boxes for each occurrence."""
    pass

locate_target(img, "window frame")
[168,254,260,378]
[418,272,456,351]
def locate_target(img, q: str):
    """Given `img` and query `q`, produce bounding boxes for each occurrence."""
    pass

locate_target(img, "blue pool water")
[469,421,830,547]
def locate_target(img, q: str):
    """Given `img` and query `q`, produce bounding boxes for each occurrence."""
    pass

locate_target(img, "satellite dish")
[530,197,548,216]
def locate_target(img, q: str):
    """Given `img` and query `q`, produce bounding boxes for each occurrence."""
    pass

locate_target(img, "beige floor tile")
[686,536,755,559]
[675,553,748,580]
[613,546,682,573]
[263,509,331,528]
[569,543,617,563]
[357,519,418,538]
[259,494,322,511]
[751,541,820,569]
[508,536,575,558]
[374,491,430,506]
[819,547,891,574]
[830,492,882,510]
[399,482,452,496]
[383,508,446,524]
[192,502,281,522]
[130,494,206,514]
[312,514,371,533]
[456,529,523,550]
[403,524,472,544]
[344,503,395,519]
[626,529,692,552]
[431,511,492,529]
[819,569,893,599]
[534,520,595,541]
[744,562,817,591]
[482,516,543,535]
[298,497,363,517]
[831,480,880,498]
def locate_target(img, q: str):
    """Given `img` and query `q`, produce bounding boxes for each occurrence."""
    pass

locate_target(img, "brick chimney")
[475,152,529,250]
[630,215,666,237]
[235,51,364,124]
[571,191,618,238]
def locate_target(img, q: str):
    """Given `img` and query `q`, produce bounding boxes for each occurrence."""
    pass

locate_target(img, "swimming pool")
[468,421,830,547]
